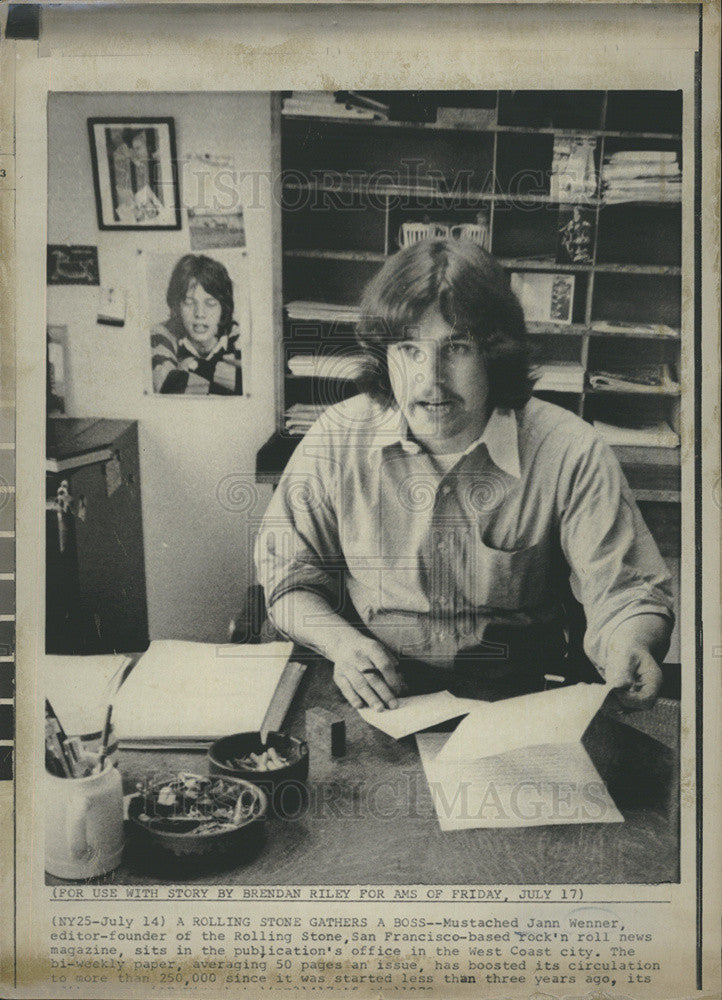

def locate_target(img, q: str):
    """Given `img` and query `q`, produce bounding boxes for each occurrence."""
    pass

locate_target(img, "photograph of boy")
[150,253,244,395]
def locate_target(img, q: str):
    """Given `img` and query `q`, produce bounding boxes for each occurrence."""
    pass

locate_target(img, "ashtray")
[127,772,266,870]
[208,731,309,818]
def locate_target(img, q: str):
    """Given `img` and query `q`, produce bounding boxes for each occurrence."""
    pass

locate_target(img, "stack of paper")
[283,92,383,121]
[588,364,679,393]
[602,150,681,204]
[285,301,360,324]
[287,354,366,381]
[594,419,680,449]
[532,362,585,393]
[284,403,327,435]
[590,319,680,339]
[415,684,622,830]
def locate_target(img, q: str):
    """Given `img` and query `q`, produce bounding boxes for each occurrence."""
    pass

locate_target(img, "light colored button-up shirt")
[254,394,673,675]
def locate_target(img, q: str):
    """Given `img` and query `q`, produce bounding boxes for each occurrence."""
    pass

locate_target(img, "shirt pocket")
[469,536,548,611]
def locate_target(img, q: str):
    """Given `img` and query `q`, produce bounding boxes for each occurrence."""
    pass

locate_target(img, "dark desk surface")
[49,663,679,886]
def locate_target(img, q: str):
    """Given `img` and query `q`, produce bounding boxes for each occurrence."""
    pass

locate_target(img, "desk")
[48,662,679,886]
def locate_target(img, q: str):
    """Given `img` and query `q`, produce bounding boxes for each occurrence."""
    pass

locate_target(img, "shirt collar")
[371,406,521,479]
[477,408,521,479]
[180,333,229,359]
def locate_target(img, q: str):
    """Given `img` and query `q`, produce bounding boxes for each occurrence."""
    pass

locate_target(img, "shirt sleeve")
[207,330,243,394]
[254,420,345,614]
[557,430,674,676]
[150,324,188,393]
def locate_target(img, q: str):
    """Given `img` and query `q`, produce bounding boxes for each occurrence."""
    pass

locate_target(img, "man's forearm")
[271,591,403,709]
[603,612,671,708]
[609,612,672,664]
[268,590,361,661]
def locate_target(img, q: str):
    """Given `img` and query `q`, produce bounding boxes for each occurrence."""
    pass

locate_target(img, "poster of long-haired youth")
[140,249,251,396]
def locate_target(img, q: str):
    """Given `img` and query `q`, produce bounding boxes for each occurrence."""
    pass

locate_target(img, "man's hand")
[267,591,405,711]
[330,635,405,711]
[605,614,669,711]
[607,646,663,711]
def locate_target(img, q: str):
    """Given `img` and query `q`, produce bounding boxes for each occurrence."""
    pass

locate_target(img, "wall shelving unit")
[257,90,683,534]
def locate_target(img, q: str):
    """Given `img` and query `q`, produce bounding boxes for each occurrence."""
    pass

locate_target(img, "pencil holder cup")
[45,760,124,880]
[70,726,120,769]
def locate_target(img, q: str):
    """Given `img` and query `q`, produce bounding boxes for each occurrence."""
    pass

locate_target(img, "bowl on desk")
[127,772,267,873]
[209,731,309,819]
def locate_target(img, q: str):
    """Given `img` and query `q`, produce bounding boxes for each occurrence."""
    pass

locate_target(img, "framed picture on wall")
[87,117,181,230]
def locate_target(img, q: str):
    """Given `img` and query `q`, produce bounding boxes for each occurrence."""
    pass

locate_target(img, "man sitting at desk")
[255,240,673,711]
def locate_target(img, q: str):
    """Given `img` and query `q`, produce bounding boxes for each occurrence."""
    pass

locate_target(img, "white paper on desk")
[44,653,131,736]
[416,733,623,830]
[112,640,293,741]
[358,691,468,739]
[435,683,610,764]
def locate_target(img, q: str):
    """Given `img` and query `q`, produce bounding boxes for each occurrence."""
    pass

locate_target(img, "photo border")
[87,115,182,231]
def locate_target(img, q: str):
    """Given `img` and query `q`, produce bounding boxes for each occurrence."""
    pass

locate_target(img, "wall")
[47,93,277,642]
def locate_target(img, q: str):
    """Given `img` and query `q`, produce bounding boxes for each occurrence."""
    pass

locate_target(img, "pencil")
[45,699,75,777]
[97,704,114,770]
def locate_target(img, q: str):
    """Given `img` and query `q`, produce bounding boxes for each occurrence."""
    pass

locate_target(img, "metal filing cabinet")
[46,418,149,654]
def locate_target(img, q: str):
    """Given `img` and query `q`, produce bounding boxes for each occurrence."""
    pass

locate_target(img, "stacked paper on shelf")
[591,319,680,338]
[284,403,327,434]
[287,354,366,380]
[588,363,679,393]
[339,91,391,119]
[435,106,497,130]
[549,136,598,201]
[603,182,681,204]
[285,300,360,324]
[602,150,681,204]
[282,91,386,121]
[532,362,585,393]
[594,419,680,449]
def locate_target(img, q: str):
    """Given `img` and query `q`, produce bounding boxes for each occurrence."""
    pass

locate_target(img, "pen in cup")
[97,704,114,772]
[45,698,76,777]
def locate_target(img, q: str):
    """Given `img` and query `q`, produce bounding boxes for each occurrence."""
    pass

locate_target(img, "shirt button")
[441,485,451,497]
[439,596,448,607]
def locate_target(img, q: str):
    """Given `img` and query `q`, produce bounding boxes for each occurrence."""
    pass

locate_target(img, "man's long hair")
[355,239,534,409]
[165,254,236,340]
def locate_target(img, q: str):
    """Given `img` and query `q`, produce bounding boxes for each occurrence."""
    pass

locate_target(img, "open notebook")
[44,641,303,746]
[415,684,622,830]
[111,641,300,744]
